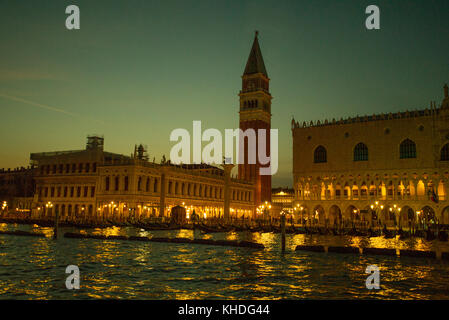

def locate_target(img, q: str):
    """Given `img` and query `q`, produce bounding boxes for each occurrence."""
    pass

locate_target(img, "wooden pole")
[281,213,286,252]
[54,209,59,240]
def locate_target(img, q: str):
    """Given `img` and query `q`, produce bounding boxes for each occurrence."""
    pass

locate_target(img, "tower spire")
[441,83,449,109]
[243,31,268,77]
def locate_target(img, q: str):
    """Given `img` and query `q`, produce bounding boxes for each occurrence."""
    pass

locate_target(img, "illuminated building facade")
[272,188,294,207]
[292,84,449,227]
[30,136,255,220]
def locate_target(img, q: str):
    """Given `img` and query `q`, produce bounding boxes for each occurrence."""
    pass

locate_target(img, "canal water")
[1,223,449,299]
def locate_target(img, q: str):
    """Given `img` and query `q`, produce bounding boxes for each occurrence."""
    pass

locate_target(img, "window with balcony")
[354,143,368,161]
[314,146,327,163]
[400,139,417,159]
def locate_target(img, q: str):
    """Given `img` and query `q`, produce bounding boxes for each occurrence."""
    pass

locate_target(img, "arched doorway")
[400,206,414,229]
[421,206,436,227]
[313,205,325,226]
[297,205,309,226]
[345,205,359,227]
[329,205,342,227]
[361,206,372,226]
[441,206,449,226]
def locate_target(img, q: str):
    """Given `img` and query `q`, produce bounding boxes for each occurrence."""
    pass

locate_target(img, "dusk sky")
[1,0,448,187]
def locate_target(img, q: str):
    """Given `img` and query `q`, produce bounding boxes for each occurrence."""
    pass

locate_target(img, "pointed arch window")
[354,143,368,161]
[125,176,129,191]
[314,146,327,163]
[441,143,449,161]
[400,139,417,159]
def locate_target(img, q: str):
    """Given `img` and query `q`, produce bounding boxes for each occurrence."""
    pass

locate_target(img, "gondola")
[261,225,273,233]
[346,227,358,236]
[249,226,263,232]
[425,230,436,241]
[399,232,411,240]
[331,228,342,236]
[437,231,449,242]
[231,225,248,232]
[294,227,306,234]
[383,230,396,239]
[197,223,228,233]
[367,228,381,238]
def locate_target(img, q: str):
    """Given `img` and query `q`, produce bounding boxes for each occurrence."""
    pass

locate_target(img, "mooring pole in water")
[54,209,59,240]
[281,213,286,252]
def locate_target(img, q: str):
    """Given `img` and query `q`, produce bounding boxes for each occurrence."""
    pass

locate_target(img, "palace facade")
[292,84,449,227]
[29,136,255,220]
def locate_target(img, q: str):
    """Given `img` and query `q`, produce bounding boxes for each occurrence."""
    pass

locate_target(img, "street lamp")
[45,201,53,218]
[416,210,422,231]
[370,202,383,229]
[389,205,402,230]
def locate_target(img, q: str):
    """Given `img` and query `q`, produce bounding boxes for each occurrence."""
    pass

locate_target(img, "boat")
[249,226,263,232]
[425,230,436,241]
[197,223,231,233]
[383,230,396,239]
[437,231,449,242]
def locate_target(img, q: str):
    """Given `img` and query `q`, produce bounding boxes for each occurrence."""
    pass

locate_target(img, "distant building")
[29,136,255,220]
[272,187,294,207]
[291,84,449,227]
[0,167,35,212]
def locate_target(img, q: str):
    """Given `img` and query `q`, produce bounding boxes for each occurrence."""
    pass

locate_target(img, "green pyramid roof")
[243,32,268,77]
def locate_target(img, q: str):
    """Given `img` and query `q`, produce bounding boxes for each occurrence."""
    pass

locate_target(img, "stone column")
[159,167,168,218]
[423,179,429,201]
[222,164,235,222]
[412,180,418,200]
[443,180,449,201]
[328,183,334,200]
[392,179,397,201]
[356,183,361,200]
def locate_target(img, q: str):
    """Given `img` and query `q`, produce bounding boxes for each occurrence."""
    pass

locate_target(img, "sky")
[0,0,448,187]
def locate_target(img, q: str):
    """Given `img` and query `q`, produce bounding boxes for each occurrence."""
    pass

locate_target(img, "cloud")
[0,70,61,81]
[0,93,104,125]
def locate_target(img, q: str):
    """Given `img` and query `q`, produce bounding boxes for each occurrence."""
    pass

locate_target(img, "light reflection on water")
[0,223,448,299]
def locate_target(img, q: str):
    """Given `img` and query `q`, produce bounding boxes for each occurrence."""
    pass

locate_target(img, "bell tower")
[238,31,272,205]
